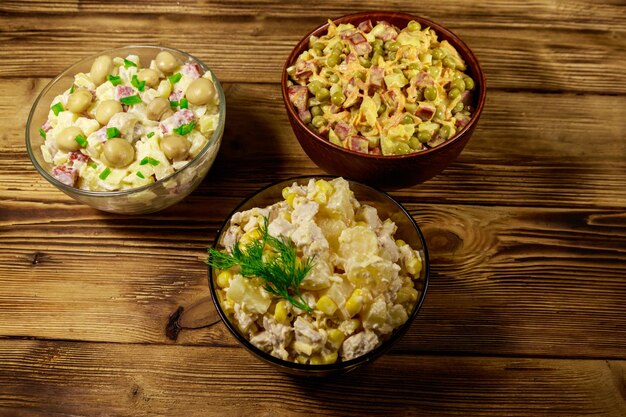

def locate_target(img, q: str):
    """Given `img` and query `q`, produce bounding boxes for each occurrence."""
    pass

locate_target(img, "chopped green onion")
[69,85,75,94]
[131,74,145,92]
[168,72,182,84]
[169,100,178,108]
[136,171,145,179]
[99,167,111,180]
[107,75,122,86]
[179,97,188,109]
[139,157,160,166]
[124,58,137,69]
[51,102,64,116]
[106,127,120,139]
[74,134,87,147]
[147,132,155,138]
[88,162,98,169]
[120,95,142,105]
[173,120,195,136]
[39,128,46,139]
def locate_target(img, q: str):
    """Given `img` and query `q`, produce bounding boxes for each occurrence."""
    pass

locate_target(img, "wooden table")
[1,1,625,416]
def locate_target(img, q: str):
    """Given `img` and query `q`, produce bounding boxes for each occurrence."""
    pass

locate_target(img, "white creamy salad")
[39,51,221,191]
[211,178,424,364]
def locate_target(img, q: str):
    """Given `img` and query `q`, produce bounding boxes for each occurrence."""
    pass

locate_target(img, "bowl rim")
[281,11,486,160]
[25,45,226,197]
[207,175,430,374]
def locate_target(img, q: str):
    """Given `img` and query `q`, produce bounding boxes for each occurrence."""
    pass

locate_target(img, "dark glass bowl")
[281,12,486,188]
[208,176,430,376]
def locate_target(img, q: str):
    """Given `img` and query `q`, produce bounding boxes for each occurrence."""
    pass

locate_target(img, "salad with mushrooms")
[39,50,221,191]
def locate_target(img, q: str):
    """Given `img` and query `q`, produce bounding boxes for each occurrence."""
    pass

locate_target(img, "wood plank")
[0,341,624,416]
[1,202,625,359]
[1,0,625,31]
[0,14,625,93]
[3,79,625,209]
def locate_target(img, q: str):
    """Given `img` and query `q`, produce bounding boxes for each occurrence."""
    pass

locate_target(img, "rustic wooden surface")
[1,1,625,416]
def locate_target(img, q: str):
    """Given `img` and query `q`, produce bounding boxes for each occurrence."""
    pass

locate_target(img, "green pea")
[377,103,387,115]
[308,80,323,95]
[371,52,382,65]
[395,143,411,155]
[358,56,371,68]
[311,105,323,117]
[407,20,421,32]
[384,41,400,51]
[331,91,346,106]
[404,102,417,113]
[355,71,366,82]
[401,114,414,125]
[452,79,466,93]
[315,88,330,101]
[453,71,464,80]
[388,51,397,61]
[448,88,461,99]
[329,73,339,83]
[443,57,456,69]
[312,42,325,51]
[409,136,421,149]
[418,130,431,143]
[428,66,441,79]
[435,106,445,120]
[464,77,475,90]
[367,136,380,149]
[452,101,464,114]
[372,39,383,49]
[431,48,445,60]
[424,86,437,101]
[311,115,327,129]
[440,125,452,139]
[408,62,421,71]
[327,54,340,67]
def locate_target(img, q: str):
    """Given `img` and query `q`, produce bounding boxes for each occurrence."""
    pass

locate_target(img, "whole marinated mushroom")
[96,100,123,125]
[155,51,179,74]
[67,90,93,113]
[56,126,85,152]
[147,97,173,121]
[185,78,216,106]
[160,134,191,161]
[102,138,135,168]
[90,55,114,86]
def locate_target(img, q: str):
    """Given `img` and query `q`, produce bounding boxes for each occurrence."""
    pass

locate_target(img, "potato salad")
[286,19,475,155]
[39,51,221,191]
[211,178,424,364]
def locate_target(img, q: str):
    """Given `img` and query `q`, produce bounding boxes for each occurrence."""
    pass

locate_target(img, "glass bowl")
[26,45,226,214]
[281,12,486,188]
[207,176,430,376]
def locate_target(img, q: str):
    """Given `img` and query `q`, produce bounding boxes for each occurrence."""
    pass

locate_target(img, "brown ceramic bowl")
[281,12,486,188]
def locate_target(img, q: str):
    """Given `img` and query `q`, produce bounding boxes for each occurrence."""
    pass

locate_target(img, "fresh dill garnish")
[207,217,314,312]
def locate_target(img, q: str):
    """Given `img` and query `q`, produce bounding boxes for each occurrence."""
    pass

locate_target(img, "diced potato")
[395,286,418,305]
[406,256,422,276]
[362,296,387,330]
[327,329,345,349]
[310,352,338,365]
[216,270,232,289]
[389,304,409,327]
[345,289,364,317]
[274,300,289,324]
[339,225,378,258]
[293,340,314,356]
[226,274,271,314]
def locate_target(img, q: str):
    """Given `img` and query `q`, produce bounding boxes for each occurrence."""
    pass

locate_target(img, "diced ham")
[68,151,89,164]
[370,146,381,155]
[374,22,398,41]
[93,127,108,142]
[413,72,433,89]
[348,135,369,154]
[461,90,473,106]
[415,104,436,121]
[298,108,312,124]
[52,165,77,186]
[169,90,183,102]
[182,62,202,79]
[342,78,360,108]
[338,52,357,72]
[358,20,373,33]
[334,121,351,141]
[41,120,52,132]
[345,32,372,56]
[294,60,317,81]
[160,109,196,134]
[114,85,134,101]
[369,66,384,87]
[455,113,471,130]
[287,84,308,111]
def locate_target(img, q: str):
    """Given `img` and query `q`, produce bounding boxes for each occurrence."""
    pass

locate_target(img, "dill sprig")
[207,217,314,312]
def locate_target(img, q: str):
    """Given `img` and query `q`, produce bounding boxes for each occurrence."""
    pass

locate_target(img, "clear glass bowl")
[26,46,226,214]
[208,176,430,376]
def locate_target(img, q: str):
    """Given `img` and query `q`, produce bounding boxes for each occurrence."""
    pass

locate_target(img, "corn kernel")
[395,239,407,247]
[316,295,338,315]
[239,228,261,247]
[327,329,345,348]
[279,211,292,222]
[281,186,291,200]
[310,354,323,365]
[345,289,364,317]
[406,257,422,276]
[395,286,418,304]
[313,191,328,205]
[294,341,314,355]
[315,179,334,196]
[216,270,233,289]
[274,300,289,324]
[322,351,338,364]
[285,193,296,207]
[355,221,368,227]
[295,355,308,364]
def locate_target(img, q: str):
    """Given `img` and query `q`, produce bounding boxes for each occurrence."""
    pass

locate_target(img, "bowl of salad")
[207,176,429,376]
[26,45,226,214]
[282,12,486,188]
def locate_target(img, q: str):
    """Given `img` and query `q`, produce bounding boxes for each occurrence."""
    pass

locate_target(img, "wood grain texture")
[0,13,624,93]
[0,340,624,417]
[1,202,624,358]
